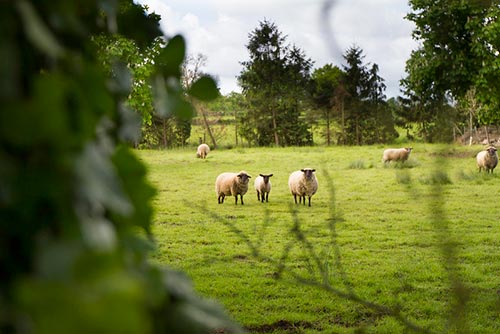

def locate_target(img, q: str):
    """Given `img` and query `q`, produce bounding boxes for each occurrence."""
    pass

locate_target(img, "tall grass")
[141,144,499,333]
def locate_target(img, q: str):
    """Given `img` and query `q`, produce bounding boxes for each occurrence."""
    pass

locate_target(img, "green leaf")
[156,35,186,76]
[111,146,156,233]
[188,76,220,101]
[75,143,133,217]
[16,0,64,59]
[152,75,194,119]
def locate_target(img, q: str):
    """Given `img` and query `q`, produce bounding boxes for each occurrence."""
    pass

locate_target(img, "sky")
[134,0,418,98]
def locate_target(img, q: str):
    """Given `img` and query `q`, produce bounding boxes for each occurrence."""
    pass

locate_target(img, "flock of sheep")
[197,143,498,207]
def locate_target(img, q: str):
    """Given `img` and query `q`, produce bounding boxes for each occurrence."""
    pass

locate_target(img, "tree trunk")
[326,111,331,146]
[199,105,217,149]
[469,107,473,146]
[355,115,360,146]
[162,118,167,148]
[272,109,279,146]
[234,109,238,146]
[340,98,345,145]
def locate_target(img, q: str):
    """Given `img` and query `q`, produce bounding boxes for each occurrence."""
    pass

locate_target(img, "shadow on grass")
[200,149,471,334]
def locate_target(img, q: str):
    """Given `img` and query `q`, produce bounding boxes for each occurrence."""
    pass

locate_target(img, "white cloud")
[135,0,418,97]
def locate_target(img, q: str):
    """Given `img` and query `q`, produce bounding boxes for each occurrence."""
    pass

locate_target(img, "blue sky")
[135,0,418,98]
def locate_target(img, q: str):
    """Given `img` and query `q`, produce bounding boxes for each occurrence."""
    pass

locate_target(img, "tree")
[342,46,396,145]
[0,1,240,333]
[183,53,219,148]
[310,64,345,145]
[93,30,193,148]
[403,0,500,131]
[238,20,313,146]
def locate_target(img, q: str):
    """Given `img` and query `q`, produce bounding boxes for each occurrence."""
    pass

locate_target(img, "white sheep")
[476,146,498,173]
[382,147,412,164]
[196,143,210,159]
[215,171,251,205]
[254,174,273,203]
[288,168,318,207]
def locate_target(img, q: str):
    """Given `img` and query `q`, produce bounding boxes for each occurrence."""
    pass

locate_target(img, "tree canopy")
[403,0,500,127]
[238,19,313,146]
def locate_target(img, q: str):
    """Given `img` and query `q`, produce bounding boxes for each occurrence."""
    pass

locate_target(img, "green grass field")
[137,144,500,333]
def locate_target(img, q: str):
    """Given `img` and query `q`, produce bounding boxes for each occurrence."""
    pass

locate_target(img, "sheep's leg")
[301,195,306,205]
[293,194,298,204]
[257,191,260,201]
[240,195,244,205]
[234,195,238,205]
[265,193,268,202]
[218,194,225,204]
[308,196,311,207]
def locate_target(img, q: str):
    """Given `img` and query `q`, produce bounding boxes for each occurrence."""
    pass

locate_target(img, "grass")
[138,143,500,333]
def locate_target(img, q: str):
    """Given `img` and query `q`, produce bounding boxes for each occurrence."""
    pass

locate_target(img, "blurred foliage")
[0,1,239,333]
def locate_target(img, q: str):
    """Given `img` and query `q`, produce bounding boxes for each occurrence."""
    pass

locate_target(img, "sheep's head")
[405,147,413,153]
[259,174,273,184]
[300,168,316,179]
[487,146,497,155]
[237,171,251,184]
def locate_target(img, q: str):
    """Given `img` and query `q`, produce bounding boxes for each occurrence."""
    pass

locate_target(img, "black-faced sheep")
[382,147,412,164]
[476,146,498,173]
[288,168,318,207]
[254,174,273,203]
[196,143,210,159]
[215,171,251,205]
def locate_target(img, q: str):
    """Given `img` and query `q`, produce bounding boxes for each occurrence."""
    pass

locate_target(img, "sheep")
[196,143,210,159]
[476,146,498,173]
[382,147,412,164]
[288,168,318,207]
[254,174,273,203]
[215,171,251,205]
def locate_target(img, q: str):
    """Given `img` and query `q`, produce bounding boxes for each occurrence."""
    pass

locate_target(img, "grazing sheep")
[254,174,273,203]
[215,171,251,205]
[288,168,318,207]
[196,143,210,159]
[476,146,498,173]
[382,147,412,164]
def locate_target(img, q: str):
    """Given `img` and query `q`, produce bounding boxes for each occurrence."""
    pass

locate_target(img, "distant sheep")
[288,168,318,207]
[382,147,412,164]
[254,174,273,203]
[215,171,251,205]
[196,143,210,159]
[476,146,498,173]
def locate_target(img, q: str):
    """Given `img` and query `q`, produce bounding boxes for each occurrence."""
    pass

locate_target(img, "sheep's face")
[405,147,413,153]
[237,172,251,184]
[487,147,497,156]
[259,174,273,184]
[301,168,316,179]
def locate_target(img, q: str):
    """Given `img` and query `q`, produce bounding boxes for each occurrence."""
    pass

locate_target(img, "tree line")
[98,2,500,148]
[238,20,396,147]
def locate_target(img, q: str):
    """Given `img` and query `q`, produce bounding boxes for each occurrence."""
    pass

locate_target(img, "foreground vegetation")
[141,144,500,333]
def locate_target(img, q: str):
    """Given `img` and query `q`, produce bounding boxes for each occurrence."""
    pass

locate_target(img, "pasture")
[138,144,499,333]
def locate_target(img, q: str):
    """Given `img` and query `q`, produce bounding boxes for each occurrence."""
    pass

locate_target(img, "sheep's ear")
[269,174,273,177]
[259,174,264,177]
[311,169,316,172]
[300,169,305,172]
